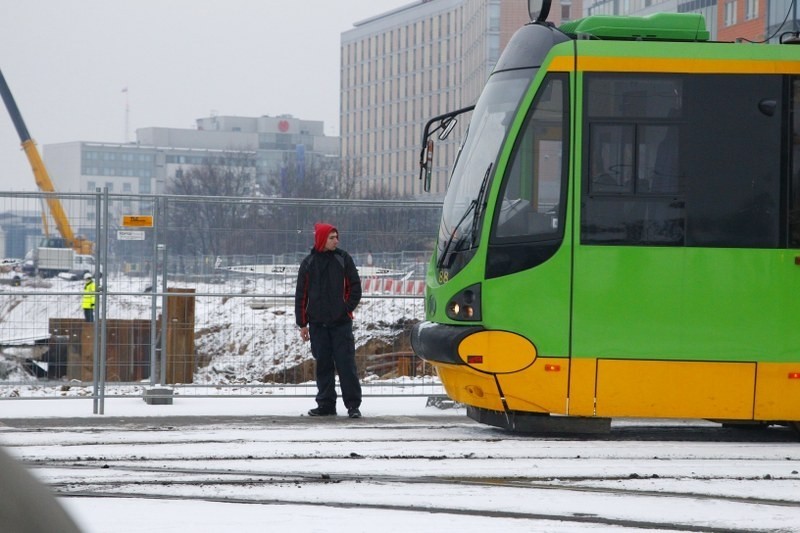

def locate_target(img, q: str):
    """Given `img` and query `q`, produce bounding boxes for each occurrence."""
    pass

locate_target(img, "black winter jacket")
[295,248,362,328]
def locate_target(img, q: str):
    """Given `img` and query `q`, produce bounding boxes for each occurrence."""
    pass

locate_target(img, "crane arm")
[0,69,91,254]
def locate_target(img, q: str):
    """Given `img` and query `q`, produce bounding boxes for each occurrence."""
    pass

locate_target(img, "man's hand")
[300,326,310,342]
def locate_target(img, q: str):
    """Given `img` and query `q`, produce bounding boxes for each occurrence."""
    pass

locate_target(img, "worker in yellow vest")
[82,273,96,322]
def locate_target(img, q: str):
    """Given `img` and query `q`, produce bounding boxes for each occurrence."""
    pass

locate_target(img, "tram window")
[643,124,680,194]
[494,76,566,241]
[487,74,568,278]
[589,124,634,194]
[681,74,780,248]
[790,78,800,248]
[587,76,682,119]
[582,73,781,249]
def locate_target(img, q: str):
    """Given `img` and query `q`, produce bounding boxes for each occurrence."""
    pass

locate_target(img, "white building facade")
[42,114,339,235]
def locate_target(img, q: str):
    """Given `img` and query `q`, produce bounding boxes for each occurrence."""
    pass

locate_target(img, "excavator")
[0,69,93,276]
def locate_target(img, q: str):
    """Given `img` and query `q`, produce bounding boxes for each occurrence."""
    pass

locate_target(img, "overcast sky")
[0,0,411,191]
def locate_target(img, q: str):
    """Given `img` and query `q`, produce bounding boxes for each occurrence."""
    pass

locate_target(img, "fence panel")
[0,192,444,407]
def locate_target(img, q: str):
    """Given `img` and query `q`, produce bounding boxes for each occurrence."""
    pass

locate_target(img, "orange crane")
[0,68,92,255]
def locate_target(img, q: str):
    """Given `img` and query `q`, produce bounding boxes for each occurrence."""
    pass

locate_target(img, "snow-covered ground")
[1,397,799,533]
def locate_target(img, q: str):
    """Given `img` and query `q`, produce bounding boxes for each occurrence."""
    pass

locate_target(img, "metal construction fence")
[0,191,445,412]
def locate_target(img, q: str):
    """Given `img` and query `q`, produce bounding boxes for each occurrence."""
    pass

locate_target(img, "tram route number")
[437,269,449,284]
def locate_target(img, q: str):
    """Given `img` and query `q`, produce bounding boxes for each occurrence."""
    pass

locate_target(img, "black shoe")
[308,407,337,416]
[347,407,362,419]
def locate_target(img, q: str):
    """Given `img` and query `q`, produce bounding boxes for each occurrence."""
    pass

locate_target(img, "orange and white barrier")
[362,277,425,296]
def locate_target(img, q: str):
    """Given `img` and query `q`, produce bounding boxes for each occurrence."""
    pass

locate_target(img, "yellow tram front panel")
[495,358,569,414]
[434,363,505,412]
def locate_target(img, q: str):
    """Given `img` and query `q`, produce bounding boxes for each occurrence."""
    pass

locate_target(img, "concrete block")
[143,387,174,405]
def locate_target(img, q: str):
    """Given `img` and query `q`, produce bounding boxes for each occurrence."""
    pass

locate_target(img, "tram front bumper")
[411,321,538,373]
[411,321,539,412]
[410,321,484,366]
[411,321,502,411]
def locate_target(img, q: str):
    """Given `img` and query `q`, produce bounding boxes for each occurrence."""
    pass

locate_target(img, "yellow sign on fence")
[122,215,153,227]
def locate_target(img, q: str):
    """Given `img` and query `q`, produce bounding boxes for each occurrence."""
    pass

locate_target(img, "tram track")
[59,490,761,533]
[41,461,800,509]
[39,464,798,532]
[30,457,800,482]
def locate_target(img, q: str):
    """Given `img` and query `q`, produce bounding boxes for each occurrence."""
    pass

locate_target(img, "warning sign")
[122,215,153,227]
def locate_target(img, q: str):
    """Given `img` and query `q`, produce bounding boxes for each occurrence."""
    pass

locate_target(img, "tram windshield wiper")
[437,199,477,269]
[437,163,493,270]
[470,163,493,247]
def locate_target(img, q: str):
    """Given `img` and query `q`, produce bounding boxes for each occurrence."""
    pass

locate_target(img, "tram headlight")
[445,283,481,321]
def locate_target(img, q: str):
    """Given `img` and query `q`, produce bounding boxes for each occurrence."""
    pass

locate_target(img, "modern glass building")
[340,0,545,198]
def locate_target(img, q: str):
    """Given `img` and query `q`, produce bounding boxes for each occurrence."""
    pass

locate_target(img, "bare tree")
[265,157,354,199]
[165,152,262,257]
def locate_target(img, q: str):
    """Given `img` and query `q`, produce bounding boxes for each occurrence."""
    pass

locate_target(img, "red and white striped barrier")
[362,277,425,296]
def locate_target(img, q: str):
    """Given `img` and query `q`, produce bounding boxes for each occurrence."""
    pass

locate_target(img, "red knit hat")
[314,222,337,252]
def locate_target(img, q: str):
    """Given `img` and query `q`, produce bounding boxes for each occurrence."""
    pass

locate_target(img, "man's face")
[324,231,339,252]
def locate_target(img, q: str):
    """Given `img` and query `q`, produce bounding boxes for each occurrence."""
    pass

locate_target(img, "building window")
[489,3,500,30]
[745,0,758,20]
[725,0,738,26]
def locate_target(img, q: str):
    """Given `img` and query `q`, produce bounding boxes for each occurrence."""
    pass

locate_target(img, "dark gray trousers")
[309,322,362,410]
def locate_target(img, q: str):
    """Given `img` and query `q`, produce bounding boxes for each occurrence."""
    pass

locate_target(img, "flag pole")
[122,87,129,143]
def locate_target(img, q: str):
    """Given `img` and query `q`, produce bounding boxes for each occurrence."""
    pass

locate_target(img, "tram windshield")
[437,69,534,271]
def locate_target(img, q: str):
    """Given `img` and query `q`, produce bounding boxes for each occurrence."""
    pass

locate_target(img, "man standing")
[82,273,95,322]
[295,222,363,418]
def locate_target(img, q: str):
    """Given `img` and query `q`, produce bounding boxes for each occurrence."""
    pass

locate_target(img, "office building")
[42,114,339,235]
[341,0,581,198]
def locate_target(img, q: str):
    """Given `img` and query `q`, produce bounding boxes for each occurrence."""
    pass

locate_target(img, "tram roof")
[559,13,709,42]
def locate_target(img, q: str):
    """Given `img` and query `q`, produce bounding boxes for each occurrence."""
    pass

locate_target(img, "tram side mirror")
[419,104,475,193]
[528,0,552,22]
[439,117,458,140]
[423,139,434,192]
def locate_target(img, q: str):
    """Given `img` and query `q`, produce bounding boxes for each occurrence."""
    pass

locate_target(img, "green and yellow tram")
[411,1,800,433]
